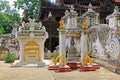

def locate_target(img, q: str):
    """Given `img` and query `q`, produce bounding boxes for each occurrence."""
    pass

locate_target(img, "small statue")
[52,51,60,65]
[59,20,65,29]
[61,53,66,66]
[48,12,52,18]
[52,58,57,65]
[82,21,88,29]
[84,51,93,65]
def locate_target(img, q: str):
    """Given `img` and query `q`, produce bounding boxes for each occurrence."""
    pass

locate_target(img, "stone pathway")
[0,61,53,80]
[0,61,120,80]
[50,67,120,80]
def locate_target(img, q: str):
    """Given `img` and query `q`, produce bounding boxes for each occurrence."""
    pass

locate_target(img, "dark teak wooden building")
[23,0,120,52]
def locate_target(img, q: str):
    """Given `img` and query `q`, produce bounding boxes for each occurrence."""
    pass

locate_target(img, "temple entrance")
[24,41,40,62]
[45,37,59,52]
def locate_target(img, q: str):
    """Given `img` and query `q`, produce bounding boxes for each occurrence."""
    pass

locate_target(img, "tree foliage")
[0,27,5,35]
[14,0,42,18]
[0,0,18,15]
[0,0,10,13]
[14,0,52,18]
[0,0,21,34]
[0,13,21,33]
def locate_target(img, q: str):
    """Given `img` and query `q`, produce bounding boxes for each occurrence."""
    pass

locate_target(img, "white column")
[41,39,45,61]
[18,40,23,62]
[88,34,92,52]
[19,49,23,62]
[59,30,66,66]
[96,16,99,24]
[80,32,88,65]
[67,17,70,29]
[74,17,77,28]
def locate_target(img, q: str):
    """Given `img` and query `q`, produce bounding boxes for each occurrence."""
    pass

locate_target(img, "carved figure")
[59,20,65,29]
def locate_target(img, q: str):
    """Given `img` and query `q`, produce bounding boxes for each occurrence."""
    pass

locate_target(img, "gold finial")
[59,20,65,29]
[88,3,92,9]
[84,52,93,65]
[82,21,88,29]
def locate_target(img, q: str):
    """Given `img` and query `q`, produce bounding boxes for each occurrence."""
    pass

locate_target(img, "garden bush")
[4,53,16,63]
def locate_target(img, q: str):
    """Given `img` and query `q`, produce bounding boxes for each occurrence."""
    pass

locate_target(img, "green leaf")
[4,52,16,63]
[13,0,43,18]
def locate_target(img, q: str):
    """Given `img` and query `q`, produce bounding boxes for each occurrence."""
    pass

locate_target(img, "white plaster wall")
[109,17,117,28]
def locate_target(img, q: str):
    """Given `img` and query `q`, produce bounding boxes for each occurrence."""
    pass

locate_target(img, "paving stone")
[0,61,120,80]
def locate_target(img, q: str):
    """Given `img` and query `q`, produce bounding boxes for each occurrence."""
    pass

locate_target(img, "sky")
[6,0,55,16]
[50,0,55,3]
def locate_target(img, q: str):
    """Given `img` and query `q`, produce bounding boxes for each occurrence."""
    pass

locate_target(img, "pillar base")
[67,61,82,69]
[76,62,82,68]
[48,65,59,70]
[80,65,96,71]
[14,61,45,67]
[58,65,71,72]
[92,63,100,69]
[67,61,78,69]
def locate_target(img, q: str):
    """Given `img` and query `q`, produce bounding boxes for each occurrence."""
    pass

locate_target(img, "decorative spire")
[106,6,120,20]
[114,6,119,13]
[65,10,69,15]
[88,3,93,11]
[48,12,52,18]
[23,9,29,22]
[70,5,75,12]
[88,3,92,9]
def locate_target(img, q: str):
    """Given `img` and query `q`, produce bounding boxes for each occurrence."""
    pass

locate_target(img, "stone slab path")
[0,60,120,80]
[50,67,120,80]
[0,61,53,80]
